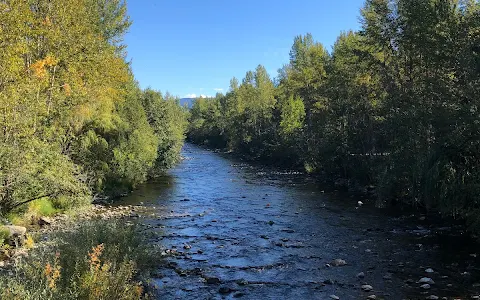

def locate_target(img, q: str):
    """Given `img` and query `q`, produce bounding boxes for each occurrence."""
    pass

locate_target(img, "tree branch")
[11,192,57,210]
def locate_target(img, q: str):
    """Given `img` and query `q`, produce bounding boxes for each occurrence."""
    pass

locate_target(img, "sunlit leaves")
[0,0,187,213]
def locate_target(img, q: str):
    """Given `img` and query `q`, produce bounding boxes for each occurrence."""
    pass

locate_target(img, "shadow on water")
[119,175,176,206]
[118,143,480,300]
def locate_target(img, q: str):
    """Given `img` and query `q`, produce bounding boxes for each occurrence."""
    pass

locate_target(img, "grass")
[6,198,59,227]
[0,219,160,300]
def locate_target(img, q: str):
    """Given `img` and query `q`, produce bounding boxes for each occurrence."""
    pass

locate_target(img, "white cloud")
[184,94,214,99]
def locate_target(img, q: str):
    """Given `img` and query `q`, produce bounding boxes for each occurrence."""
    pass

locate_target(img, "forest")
[188,0,480,231]
[0,0,188,219]
[2,0,480,298]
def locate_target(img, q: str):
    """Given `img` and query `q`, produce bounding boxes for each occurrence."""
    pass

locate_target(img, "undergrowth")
[0,220,159,300]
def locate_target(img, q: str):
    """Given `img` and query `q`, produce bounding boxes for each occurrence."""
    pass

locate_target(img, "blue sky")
[124,0,365,98]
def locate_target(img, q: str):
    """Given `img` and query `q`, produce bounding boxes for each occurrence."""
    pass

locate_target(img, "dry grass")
[0,219,159,300]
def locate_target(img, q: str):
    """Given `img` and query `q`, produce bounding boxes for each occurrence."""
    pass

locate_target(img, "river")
[120,143,480,299]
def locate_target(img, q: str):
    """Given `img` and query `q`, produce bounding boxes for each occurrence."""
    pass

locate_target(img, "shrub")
[0,227,10,246]
[0,220,159,300]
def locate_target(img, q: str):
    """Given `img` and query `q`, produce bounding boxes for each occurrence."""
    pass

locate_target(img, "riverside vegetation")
[188,0,480,233]
[2,0,480,299]
[0,0,186,298]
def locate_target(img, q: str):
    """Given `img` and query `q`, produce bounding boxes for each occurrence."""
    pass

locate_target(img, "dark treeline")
[188,0,480,229]
[0,0,187,217]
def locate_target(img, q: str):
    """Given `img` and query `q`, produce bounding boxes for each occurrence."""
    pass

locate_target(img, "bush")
[0,220,159,300]
[0,227,10,246]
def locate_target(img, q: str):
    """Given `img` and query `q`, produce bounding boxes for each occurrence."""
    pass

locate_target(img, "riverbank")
[0,204,162,300]
[3,143,479,299]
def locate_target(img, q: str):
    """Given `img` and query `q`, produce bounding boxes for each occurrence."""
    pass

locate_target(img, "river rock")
[38,216,53,226]
[362,285,373,292]
[420,284,431,289]
[219,286,233,294]
[383,273,393,280]
[418,277,435,285]
[425,268,434,273]
[233,292,245,298]
[329,295,340,300]
[357,272,365,279]
[236,279,248,286]
[2,225,27,247]
[323,279,333,285]
[331,259,347,266]
[367,296,377,300]
[206,277,221,284]
[425,296,439,300]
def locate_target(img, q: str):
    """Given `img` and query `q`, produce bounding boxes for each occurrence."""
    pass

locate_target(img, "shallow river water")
[120,144,480,300]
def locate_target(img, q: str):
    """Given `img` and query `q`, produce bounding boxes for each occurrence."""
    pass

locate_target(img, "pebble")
[331,259,347,267]
[418,277,435,284]
[367,296,377,300]
[383,273,393,280]
[425,268,434,273]
[357,272,365,279]
[425,296,439,300]
[329,295,340,300]
[362,285,373,292]
[420,284,431,289]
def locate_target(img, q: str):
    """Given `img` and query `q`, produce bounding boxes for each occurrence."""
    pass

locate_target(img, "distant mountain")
[179,98,195,109]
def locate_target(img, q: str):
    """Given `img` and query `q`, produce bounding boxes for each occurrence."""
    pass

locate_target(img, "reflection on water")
[119,143,480,300]
[119,175,176,206]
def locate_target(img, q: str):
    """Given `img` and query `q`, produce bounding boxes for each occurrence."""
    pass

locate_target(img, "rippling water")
[120,144,480,300]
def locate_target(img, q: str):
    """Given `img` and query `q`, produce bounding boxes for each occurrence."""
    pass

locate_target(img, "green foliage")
[28,199,58,217]
[0,227,10,246]
[0,140,90,215]
[279,95,305,136]
[187,1,480,232]
[0,220,157,299]
[142,89,188,175]
[0,0,186,214]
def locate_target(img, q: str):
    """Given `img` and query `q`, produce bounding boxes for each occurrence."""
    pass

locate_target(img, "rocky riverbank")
[0,203,154,271]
